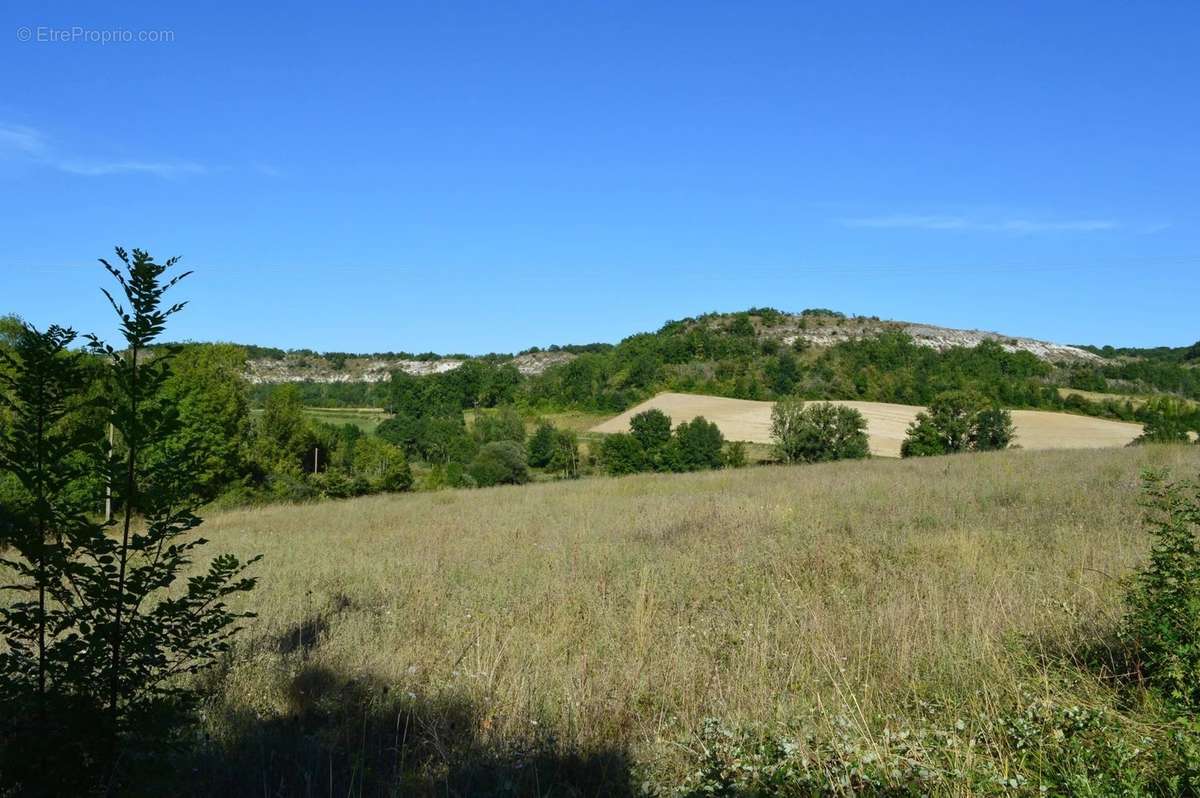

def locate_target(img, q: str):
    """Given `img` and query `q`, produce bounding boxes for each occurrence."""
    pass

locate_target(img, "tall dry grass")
[178,444,1200,793]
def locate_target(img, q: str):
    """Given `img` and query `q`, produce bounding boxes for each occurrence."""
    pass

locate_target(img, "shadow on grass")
[1024,616,1150,703]
[180,662,636,797]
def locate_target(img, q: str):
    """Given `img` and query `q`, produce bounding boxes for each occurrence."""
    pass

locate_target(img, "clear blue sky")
[2,2,1197,353]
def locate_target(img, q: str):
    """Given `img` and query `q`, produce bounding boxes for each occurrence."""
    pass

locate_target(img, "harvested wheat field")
[591,391,1144,456]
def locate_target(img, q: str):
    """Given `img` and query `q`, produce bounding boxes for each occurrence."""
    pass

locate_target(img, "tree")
[0,322,93,788]
[473,406,526,445]
[770,396,807,463]
[351,435,412,492]
[599,433,645,475]
[901,391,1015,457]
[418,415,476,464]
[154,343,252,499]
[527,420,558,468]
[630,408,672,451]
[468,440,529,487]
[971,406,1015,451]
[376,412,420,453]
[547,429,581,478]
[671,416,725,471]
[1135,398,1193,444]
[0,248,260,793]
[766,351,801,395]
[479,363,522,407]
[771,398,869,463]
[256,384,316,471]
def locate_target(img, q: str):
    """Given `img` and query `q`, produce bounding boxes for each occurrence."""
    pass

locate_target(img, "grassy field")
[251,406,390,433]
[176,443,1200,794]
[593,392,1144,457]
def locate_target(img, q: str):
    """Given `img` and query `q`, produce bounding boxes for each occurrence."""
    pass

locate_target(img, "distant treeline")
[1077,341,1200,363]
[240,309,1200,426]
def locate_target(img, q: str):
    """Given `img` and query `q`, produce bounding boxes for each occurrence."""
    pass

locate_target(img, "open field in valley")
[592,391,1145,457]
[180,443,1199,794]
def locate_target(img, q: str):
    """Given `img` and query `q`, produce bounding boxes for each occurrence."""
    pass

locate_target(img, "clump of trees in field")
[901,391,1015,457]
[0,249,259,794]
[599,409,736,475]
[770,397,870,463]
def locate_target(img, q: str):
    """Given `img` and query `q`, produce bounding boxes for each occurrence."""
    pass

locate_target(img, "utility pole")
[313,446,320,474]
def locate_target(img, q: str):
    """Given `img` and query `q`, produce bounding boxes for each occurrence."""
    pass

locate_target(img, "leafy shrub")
[723,440,748,468]
[673,694,1200,797]
[467,440,529,487]
[1125,471,1200,707]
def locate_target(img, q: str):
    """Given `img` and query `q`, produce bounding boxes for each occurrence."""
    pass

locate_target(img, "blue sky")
[2,1,1197,353]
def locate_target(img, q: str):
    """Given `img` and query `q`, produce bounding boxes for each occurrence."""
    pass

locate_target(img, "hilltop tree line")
[241,309,1200,436]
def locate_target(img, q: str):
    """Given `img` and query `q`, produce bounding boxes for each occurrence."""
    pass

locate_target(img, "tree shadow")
[178,662,636,797]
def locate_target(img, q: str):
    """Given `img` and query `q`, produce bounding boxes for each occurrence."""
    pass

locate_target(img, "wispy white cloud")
[0,122,205,178]
[840,214,1119,233]
[55,159,207,177]
[0,124,47,155]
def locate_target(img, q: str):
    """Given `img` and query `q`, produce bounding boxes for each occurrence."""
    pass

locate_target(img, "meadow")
[180,443,1200,795]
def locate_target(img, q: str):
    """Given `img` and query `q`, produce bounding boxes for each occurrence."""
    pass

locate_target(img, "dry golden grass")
[186,443,1200,793]
[592,391,1144,456]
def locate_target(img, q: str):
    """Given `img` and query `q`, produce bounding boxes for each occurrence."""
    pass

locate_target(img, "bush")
[723,440,748,468]
[1125,471,1200,707]
[674,695,1200,797]
[467,440,529,487]
[771,398,869,463]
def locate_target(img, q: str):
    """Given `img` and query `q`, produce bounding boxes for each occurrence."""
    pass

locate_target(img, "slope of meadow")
[592,391,1144,457]
[183,444,1199,794]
